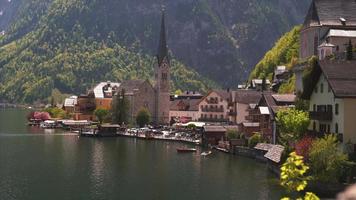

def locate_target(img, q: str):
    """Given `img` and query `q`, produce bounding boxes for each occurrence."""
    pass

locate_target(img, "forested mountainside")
[0,0,310,103]
[249,26,301,93]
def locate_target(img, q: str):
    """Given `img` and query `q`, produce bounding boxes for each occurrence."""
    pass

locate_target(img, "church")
[117,11,170,125]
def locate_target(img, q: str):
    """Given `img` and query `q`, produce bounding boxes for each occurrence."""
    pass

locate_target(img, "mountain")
[0,0,311,103]
[249,26,301,93]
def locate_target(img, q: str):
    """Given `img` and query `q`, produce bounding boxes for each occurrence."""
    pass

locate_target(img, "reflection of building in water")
[90,141,105,191]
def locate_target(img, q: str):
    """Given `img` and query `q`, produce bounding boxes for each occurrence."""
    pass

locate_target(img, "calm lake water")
[0,109,283,200]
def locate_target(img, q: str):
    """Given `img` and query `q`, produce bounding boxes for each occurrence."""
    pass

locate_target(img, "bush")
[226,129,239,140]
[94,108,109,124]
[44,107,66,118]
[295,136,314,161]
[276,108,310,146]
[136,108,151,128]
[309,134,353,183]
[248,132,263,148]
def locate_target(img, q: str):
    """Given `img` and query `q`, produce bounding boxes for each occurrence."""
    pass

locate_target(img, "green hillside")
[0,0,311,93]
[249,25,301,81]
[0,0,217,103]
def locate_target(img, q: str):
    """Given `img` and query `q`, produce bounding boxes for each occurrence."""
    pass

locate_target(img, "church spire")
[157,9,169,66]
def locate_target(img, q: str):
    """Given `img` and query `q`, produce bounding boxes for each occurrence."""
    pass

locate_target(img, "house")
[300,0,356,60]
[272,66,291,92]
[249,79,271,91]
[92,81,121,110]
[243,92,296,143]
[70,82,119,121]
[202,125,239,146]
[169,98,200,123]
[302,60,356,145]
[198,90,230,123]
[63,96,78,113]
[229,90,262,124]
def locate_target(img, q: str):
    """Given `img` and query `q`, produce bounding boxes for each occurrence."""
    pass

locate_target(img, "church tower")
[154,10,170,125]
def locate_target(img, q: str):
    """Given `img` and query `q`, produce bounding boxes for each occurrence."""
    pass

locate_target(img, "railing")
[206,99,219,104]
[228,110,237,116]
[201,108,224,112]
[199,118,229,122]
[309,111,333,121]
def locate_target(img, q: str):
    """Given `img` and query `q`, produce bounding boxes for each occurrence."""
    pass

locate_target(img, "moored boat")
[201,151,212,156]
[177,147,197,153]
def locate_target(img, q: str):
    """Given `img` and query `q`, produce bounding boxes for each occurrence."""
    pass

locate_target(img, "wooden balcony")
[228,110,237,116]
[309,111,333,121]
[201,108,224,112]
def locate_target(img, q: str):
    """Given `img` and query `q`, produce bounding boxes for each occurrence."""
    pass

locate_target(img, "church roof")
[157,11,169,66]
[303,0,356,29]
[118,80,148,94]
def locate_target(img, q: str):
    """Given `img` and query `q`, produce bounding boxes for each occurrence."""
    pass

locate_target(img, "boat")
[201,151,212,156]
[177,147,197,153]
[40,120,57,129]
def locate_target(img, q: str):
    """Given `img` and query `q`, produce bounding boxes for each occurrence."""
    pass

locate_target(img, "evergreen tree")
[112,89,130,124]
[346,40,353,60]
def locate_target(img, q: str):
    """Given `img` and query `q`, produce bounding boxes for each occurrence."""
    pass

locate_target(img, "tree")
[280,152,319,200]
[346,39,353,60]
[309,134,352,183]
[226,129,239,140]
[276,108,310,146]
[94,108,109,124]
[136,108,151,128]
[112,89,130,124]
[248,132,263,148]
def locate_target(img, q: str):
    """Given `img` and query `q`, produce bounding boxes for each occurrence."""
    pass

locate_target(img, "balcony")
[199,118,229,123]
[309,111,333,121]
[228,110,237,116]
[206,99,219,104]
[201,108,224,112]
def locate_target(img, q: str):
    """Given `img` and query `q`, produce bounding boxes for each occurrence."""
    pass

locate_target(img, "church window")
[162,73,167,80]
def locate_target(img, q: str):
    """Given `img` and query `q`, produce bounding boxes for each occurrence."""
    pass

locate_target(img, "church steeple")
[157,10,169,66]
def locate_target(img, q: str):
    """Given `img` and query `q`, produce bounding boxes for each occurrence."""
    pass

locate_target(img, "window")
[335,123,339,134]
[320,83,324,93]
[327,124,330,133]
[210,114,213,119]
[220,115,224,119]
[313,121,316,131]
[319,124,327,133]
[335,104,339,115]
[313,104,316,111]
[328,84,331,93]
[201,114,204,119]
[162,73,167,80]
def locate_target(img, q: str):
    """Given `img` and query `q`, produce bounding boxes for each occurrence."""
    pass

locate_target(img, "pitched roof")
[93,82,121,98]
[119,80,147,94]
[170,99,200,111]
[157,11,169,66]
[303,60,356,98]
[235,90,262,104]
[272,94,296,103]
[320,60,356,98]
[214,90,231,100]
[327,29,356,38]
[303,0,356,28]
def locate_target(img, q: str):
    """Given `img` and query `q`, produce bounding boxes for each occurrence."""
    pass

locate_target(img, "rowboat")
[201,151,212,156]
[176,147,197,153]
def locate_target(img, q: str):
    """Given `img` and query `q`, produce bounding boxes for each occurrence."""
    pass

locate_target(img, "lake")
[0,108,283,200]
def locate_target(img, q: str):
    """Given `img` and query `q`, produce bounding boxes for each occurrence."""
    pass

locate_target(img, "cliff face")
[0,0,310,102]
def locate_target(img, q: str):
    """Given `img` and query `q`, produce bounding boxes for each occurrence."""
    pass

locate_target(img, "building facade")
[303,60,356,144]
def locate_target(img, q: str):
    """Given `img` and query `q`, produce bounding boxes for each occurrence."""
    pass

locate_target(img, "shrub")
[136,108,151,128]
[309,134,352,183]
[295,136,314,161]
[94,108,109,124]
[280,152,319,200]
[248,132,262,148]
[276,108,310,146]
[226,129,239,140]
